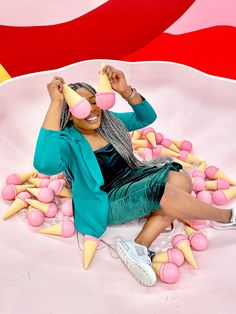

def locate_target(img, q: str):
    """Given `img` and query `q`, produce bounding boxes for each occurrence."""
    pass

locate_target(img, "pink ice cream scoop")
[6,173,22,185]
[61,199,73,217]
[188,231,208,251]
[155,132,164,144]
[178,140,192,152]
[27,208,44,227]
[167,248,185,267]
[191,170,206,179]
[61,221,75,237]
[196,190,212,204]
[48,180,63,195]
[1,184,33,200]
[27,187,55,203]
[153,262,179,284]
[38,173,50,179]
[95,92,116,109]
[17,191,32,201]
[192,177,205,192]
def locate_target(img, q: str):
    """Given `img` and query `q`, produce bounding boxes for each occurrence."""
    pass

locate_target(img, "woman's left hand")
[102,65,132,97]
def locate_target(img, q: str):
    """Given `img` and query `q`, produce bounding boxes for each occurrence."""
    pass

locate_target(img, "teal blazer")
[33,99,157,238]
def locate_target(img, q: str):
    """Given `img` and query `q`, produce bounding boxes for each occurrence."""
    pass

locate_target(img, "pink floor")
[0,61,235,314]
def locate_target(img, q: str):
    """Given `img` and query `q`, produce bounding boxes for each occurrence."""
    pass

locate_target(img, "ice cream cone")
[153,146,179,158]
[132,139,150,148]
[212,187,236,205]
[205,166,235,185]
[152,262,179,284]
[2,198,28,220]
[192,161,206,179]
[184,226,208,251]
[83,235,100,269]
[205,179,230,191]
[98,63,112,92]
[63,84,91,119]
[28,178,50,188]
[59,186,72,198]
[137,147,153,161]
[173,234,197,268]
[131,130,143,140]
[26,187,54,202]
[161,139,180,153]
[143,127,157,147]
[38,221,75,237]
[6,170,38,185]
[25,199,58,218]
[173,140,193,152]
[179,151,202,165]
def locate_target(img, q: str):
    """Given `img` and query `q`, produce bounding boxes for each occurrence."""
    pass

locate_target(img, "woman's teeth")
[86,115,98,121]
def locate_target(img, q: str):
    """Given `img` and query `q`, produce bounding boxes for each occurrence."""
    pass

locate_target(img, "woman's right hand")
[47,76,65,105]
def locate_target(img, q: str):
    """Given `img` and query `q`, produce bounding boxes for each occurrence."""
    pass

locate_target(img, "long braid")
[60,83,173,188]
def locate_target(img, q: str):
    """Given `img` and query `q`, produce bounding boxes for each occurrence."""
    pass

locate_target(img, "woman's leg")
[135,170,193,247]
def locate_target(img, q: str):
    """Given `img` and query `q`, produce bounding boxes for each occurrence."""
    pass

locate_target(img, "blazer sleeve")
[33,127,70,175]
[110,98,157,131]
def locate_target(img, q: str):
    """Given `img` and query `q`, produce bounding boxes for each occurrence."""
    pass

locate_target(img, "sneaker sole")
[116,241,156,287]
[210,221,236,230]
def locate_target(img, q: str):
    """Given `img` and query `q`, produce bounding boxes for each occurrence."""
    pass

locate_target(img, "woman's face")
[69,87,102,134]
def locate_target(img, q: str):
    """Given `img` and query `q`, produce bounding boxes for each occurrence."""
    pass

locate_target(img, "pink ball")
[190,220,209,230]
[192,177,205,192]
[6,173,21,185]
[27,208,44,227]
[159,262,179,284]
[61,199,73,217]
[196,190,212,204]
[212,190,227,205]
[17,191,31,201]
[45,203,58,218]
[172,234,189,248]
[205,166,218,180]
[179,140,192,152]
[167,248,184,267]
[48,180,63,196]
[62,221,75,237]
[1,184,17,200]
[155,132,164,144]
[189,232,208,251]
[37,187,54,203]
[96,92,115,109]
[191,170,206,179]
[217,179,230,190]
[39,179,51,187]
[38,173,50,179]
[69,98,91,119]
[178,150,189,161]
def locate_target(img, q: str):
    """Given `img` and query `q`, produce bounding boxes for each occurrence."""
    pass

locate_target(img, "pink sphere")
[190,220,209,230]
[196,190,212,204]
[189,232,208,251]
[36,187,54,203]
[212,190,227,205]
[1,184,17,200]
[179,140,192,152]
[173,234,189,248]
[61,199,73,217]
[205,166,218,180]
[17,191,31,201]
[38,173,50,179]
[6,173,21,185]
[38,178,51,187]
[45,203,58,218]
[62,221,75,237]
[96,92,115,109]
[192,177,205,192]
[191,170,206,179]
[27,208,44,227]
[69,98,91,119]
[48,180,63,196]
[155,132,164,144]
[159,262,179,284]
[217,179,230,190]
[167,248,184,267]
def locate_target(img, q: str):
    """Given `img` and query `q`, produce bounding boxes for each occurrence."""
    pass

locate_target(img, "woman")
[34,65,236,287]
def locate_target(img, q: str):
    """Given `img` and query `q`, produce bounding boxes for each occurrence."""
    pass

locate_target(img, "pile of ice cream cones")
[1,170,75,238]
[130,127,236,205]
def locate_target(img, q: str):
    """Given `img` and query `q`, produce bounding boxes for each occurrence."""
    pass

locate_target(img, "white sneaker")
[210,208,236,229]
[116,240,156,286]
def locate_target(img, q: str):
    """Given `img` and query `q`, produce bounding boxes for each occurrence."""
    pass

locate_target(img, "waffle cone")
[215,170,235,185]
[198,161,206,172]
[132,139,148,148]
[63,84,83,108]
[26,188,41,198]
[161,147,179,157]
[25,199,49,214]
[224,187,236,201]
[132,130,142,140]
[59,186,72,198]
[145,132,157,147]
[184,226,196,237]
[18,171,38,183]
[28,178,41,187]
[83,239,99,269]
[3,198,27,220]
[98,64,112,92]
[168,143,180,153]
[0,64,11,83]
[39,223,62,236]
[152,262,162,277]
[173,140,181,148]
[205,181,217,190]
[152,252,168,264]
[15,184,34,193]
[186,153,202,164]
[177,241,197,268]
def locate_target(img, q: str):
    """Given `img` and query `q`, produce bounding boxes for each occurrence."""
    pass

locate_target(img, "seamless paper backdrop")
[0,61,236,314]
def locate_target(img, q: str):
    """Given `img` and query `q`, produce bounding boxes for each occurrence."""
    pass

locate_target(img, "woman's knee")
[166,170,192,194]
[159,183,180,216]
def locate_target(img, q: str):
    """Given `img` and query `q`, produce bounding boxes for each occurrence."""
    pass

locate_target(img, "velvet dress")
[94,143,182,225]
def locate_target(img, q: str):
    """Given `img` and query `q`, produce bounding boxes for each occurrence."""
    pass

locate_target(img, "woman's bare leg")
[135,170,193,247]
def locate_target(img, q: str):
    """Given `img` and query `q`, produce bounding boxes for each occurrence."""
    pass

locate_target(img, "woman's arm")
[33,77,70,175]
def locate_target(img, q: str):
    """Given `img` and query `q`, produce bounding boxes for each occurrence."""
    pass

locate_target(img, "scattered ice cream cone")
[205,166,235,185]
[39,221,75,237]
[96,63,115,109]
[25,199,58,218]
[161,138,180,153]
[212,187,236,205]
[172,234,198,268]
[27,187,54,203]
[83,235,100,269]
[1,184,34,200]
[143,127,157,147]
[6,170,38,185]
[2,192,31,220]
